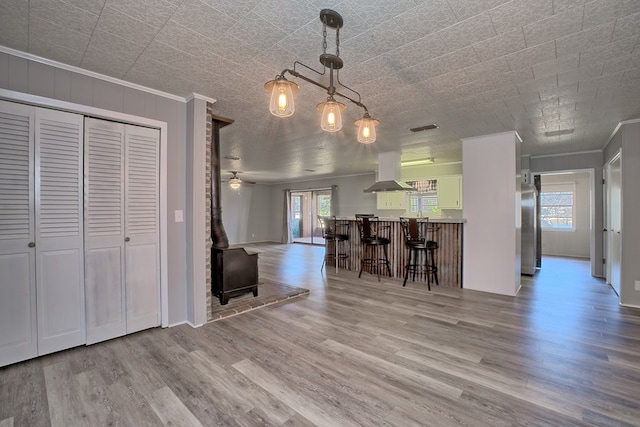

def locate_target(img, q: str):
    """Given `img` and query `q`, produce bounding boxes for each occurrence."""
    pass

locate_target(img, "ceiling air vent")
[544,128,574,137]
[410,124,438,133]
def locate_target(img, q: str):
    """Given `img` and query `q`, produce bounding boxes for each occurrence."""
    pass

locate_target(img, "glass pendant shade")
[355,114,379,144]
[229,177,241,189]
[318,98,346,132]
[265,78,298,117]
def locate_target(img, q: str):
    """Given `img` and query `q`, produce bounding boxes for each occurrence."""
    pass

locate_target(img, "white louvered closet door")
[35,108,86,355]
[0,101,37,367]
[84,118,160,344]
[124,125,160,334]
[84,118,127,345]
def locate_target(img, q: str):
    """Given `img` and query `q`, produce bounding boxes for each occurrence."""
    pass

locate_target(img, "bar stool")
[356,216,392,281]
[319,216,350,273]
[399,217,439,290]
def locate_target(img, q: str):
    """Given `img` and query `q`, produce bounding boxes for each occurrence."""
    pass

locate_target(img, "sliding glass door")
[290,189,332,245]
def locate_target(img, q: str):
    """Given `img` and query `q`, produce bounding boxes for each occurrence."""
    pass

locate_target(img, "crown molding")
[185,93,217,104]
[0,45,187,103]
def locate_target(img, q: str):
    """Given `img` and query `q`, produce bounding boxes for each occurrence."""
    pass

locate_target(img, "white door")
[84,119,160,344]
[0,102,37,366]
[124,125,160,333]
[84,118,127,344]
[35,108,86,355]
[607,153,622,295]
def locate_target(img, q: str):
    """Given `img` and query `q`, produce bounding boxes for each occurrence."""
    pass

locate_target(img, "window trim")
[540,182,576,232]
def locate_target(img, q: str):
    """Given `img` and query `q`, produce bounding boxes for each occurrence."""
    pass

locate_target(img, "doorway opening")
[536,169,599,279]
[290,189,332,245]
[604,151,621,295]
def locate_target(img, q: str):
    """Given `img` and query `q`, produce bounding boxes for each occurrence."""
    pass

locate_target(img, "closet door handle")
[124,237,130,242]
[28,242,35,248]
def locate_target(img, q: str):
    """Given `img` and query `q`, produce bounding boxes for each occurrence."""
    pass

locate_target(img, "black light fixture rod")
[328,62,335,96]
[281,68,369,113]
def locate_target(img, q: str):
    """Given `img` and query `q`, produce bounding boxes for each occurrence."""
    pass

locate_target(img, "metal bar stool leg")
[403,248,411,286]
[383,244,391,277]
[430,247,439,286]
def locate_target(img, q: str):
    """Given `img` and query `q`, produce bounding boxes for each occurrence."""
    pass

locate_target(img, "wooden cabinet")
[0,101,85,367]
[377,192,408,210]
[437,175,462,209]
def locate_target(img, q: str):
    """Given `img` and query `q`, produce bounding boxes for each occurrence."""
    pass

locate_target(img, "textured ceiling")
[1,0,640,183]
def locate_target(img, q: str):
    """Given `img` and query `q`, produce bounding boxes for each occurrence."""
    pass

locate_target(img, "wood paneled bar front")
[334,218,465,288]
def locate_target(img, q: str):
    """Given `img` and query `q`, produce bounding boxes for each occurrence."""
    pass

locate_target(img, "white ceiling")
[1,0,639,183]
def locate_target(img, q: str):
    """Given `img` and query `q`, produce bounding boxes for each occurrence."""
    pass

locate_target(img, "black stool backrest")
[399,217,427,242]
[318,216,334,238]
[319,216,350,238]
[356,216,377,239]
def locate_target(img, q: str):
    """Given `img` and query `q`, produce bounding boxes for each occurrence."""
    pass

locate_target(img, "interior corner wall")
[529,151,604,277]
[185,98,208,326]
[0,50,189,325]
[462,131,521,296]
[617,122,640,306]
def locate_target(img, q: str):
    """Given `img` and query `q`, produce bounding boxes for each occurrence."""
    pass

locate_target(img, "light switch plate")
[174,210,183,223]
[635,280,640,291]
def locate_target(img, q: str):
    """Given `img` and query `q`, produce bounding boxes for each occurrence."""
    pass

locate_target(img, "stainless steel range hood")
[364,152,416,193]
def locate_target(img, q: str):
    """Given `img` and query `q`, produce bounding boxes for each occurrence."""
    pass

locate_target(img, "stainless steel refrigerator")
[521,183,538,275]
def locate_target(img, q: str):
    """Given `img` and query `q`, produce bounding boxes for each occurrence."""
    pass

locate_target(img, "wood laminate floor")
[2,243,639,426]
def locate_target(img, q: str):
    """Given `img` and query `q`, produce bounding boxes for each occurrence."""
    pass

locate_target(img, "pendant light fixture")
[264,9,379,143]
[228,175,241,189]
[355,112,380,144]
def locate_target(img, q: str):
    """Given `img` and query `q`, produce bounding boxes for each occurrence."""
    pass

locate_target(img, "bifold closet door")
[0,102,37,366]
[124,125,160,334]
[84,118,160,345]
[84,118,127,344]
[35,108,85,356]
[0,101,85,366]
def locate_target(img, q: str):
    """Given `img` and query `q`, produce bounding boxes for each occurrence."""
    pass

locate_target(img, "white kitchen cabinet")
[0,101,85,366]
[377,192,408,210]
[437,175,462,209]
[84,118,159,345]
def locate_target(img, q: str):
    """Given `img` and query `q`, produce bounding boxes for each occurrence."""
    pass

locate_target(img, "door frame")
[290,187,333,245]
[604,150,622,294]
[1,88,169,328]
[535,168,596,273]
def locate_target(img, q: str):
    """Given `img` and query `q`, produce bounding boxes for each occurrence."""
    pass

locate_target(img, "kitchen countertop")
[337,217,466,223]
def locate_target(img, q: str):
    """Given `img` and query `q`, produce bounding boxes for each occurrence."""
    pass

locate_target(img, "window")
[409,195,439,215]
[540,184,575,230]
[406,179,439,215]
[317,194,331,216]
[292,195,302,219]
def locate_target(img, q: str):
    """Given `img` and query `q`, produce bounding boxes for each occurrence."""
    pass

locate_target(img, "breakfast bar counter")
[332,218,464,288]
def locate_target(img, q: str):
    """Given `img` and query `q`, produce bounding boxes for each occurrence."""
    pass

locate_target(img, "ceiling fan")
[223,171,256,189]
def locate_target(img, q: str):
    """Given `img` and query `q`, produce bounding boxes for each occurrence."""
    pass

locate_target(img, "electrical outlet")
[174,210,184,223]
[635,280,640,291]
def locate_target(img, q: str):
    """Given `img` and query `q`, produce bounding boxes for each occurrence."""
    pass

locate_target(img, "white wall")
[540,172,591,258]
[604,121,640,307]
[0,50,189,325]
[402,162,463,179]
[462,131,521,296]
[222,184,274,244]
